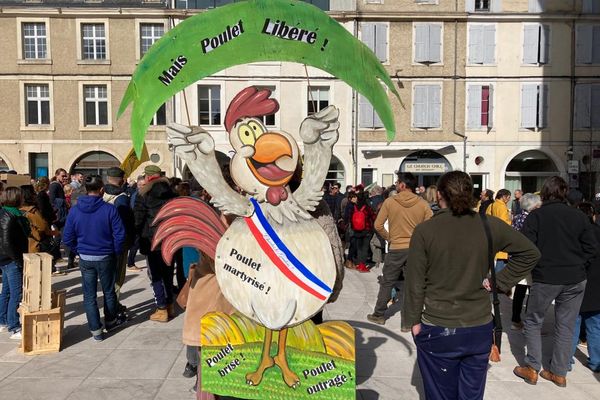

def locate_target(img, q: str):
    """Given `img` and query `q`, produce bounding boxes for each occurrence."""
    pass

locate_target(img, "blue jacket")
[62,195,125,256]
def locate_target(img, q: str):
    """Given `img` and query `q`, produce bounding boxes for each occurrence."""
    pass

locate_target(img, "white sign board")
[403,163,446,173]
[568,160,579,174]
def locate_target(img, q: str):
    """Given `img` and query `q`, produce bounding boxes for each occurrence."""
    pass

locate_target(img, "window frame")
[574,83,600,129]
[467,23,497,66]
[76,19,110,64]
[249,83,279,128]
[520,82,549,130]
[359,21,390,65]
[411,82,443,130]
[307,86,331,116]
[135,19,167,61]
[474,0,490,11]
[16,17,51,64]
[197,84,222,127]
[19,81,54,131]
[465,83,495,131]
[576,24,600,66]
[413,22,444,65]
[522,23,551,66]
[78,81,112,131]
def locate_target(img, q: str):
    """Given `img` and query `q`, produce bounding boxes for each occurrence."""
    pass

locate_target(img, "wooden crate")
[21,253,53,313]
[20,290,66,356]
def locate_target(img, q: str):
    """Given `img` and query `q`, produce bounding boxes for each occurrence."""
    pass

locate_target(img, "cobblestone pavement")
[0,258,598,399]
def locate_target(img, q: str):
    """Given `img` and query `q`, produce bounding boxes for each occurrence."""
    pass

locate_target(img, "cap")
[144,165,161,176]
[106,167,125,178]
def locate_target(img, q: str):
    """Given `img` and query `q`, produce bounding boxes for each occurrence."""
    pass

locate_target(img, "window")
[474,0,490,11]
[22,22,47,59]
[360,22,388,63]
[84,85,108,126]
[25,84,50,125]
[414,24,442,64]
[307,87,329,115]
[583,0,600,14]
[359,95,383,129]
[198,85,221,125]
[523,24,550,64]
[413,84,441,129]
[81,23,106,60]
[576,25,600,64]
[140,23,164,57]
[468,24,495,64]
[467,85,494,129]
[574,84,600,129]
[528,0,545,13]
[151,104,166,126]
[521,84,548,129]
[254,86,276,126]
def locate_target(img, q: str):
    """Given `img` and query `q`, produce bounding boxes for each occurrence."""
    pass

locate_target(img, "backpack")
[351,205,367,231]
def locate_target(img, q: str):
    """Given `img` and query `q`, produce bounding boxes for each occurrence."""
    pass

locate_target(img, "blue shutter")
[374,23,388,63]
[529,0,543,13]
[467,85,482,128]
[429,24,442,63]
[491,0,503,12]
[521,84,537,128]
[373,104,383,128]
[361,23,375,53]
[593,26,600,63]
[415,25,428,63]
[583,0,594,13]
[538,84,548,128]
[413,85,427,128]
[523,25,539,64]
[466,0,475,12]
[483,25,496,64]
[577,25,593,64]
[575,84,592,129]
[429,85,441,128]
[539,25,550,64]
[592,85,600,128]
[469,25,483,64]
[359,94,374,129]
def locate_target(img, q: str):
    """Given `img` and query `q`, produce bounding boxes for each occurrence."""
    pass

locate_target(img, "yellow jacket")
[486,199,511,259]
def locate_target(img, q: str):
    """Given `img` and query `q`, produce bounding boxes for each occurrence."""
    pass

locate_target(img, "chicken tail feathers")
[152,197,226,264]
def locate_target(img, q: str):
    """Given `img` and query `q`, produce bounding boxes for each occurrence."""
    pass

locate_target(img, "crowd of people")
[1,165,599,399]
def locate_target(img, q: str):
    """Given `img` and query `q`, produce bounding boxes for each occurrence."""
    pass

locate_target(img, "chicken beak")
[252,133,293,164]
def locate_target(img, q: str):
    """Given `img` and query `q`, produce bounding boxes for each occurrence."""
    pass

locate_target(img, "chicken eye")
[238,124,255,146]
[248,121,265,138]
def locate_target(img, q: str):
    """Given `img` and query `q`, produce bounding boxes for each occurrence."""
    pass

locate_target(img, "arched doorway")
[325,155,345,186]
[399,150,451,187]
[71,151,120,178]
[505,150,558,194]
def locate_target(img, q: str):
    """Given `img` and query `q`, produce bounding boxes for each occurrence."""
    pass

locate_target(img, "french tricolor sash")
[244,198,332,301]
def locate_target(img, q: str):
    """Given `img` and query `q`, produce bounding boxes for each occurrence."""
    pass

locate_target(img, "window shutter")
[576,25,593,64]
[487,84,494,128]
[529,0,543,13]
[466,0,475,12]
[521,85,537,128]
[414,25,428,63]
[483,25,496,64]
[429,24,442,63]
[361,23,376,53]
[592,85,600,128]
[413,86,428,128]
[467,85,482,128]
[359,94,374,128]
[583,0,593,13]
[538,84,548,128]
[374,23,388,63]
[469,25,484,64]
[523,25,540,64]
[373,107,383,128]
[491,0,502,12]
[539,25,550,64]
[593,26,600,63]
[429,85,441,128]
[575,84,592,129]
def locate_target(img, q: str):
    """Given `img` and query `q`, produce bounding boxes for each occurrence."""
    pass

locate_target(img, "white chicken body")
[215,199,336,330]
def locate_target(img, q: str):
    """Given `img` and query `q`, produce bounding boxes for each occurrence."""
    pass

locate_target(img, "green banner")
[118,0,400,156]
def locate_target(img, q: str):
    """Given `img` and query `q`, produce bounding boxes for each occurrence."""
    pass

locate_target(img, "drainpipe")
[352,17,359,185]
[452,14,467,172]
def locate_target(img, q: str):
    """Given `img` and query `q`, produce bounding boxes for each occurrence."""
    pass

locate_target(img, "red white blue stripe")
[244,198,332,301]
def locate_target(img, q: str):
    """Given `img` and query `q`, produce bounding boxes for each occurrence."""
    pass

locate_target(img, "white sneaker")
[0,325,7,333]
[9,331,22,340]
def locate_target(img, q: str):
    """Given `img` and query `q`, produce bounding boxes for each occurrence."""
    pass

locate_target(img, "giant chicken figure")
[154,87,340,388]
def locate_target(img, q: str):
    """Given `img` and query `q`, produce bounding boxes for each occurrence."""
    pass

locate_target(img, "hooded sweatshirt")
[374,191,433,250]
[62,195,125,256]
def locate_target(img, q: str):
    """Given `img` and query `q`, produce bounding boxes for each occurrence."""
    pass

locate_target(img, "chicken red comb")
[224,86,279,132]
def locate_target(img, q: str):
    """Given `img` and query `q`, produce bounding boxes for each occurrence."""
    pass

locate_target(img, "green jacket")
[402,208,540,329]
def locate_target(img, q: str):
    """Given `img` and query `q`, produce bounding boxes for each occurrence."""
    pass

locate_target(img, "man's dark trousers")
[373,249,408,316]
[415,321,493,400]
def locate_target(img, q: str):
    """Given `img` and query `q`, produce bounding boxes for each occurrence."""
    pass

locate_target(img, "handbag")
[481,213,503,362]
[176,263,196,309]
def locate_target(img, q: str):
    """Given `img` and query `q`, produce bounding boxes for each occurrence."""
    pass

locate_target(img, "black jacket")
[581,224,600,313]
[0,209,29,266]
[133,178,177,254]
[522,200,597,285]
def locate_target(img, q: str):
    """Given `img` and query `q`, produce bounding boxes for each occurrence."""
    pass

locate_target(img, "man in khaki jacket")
[367,172,433,325]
